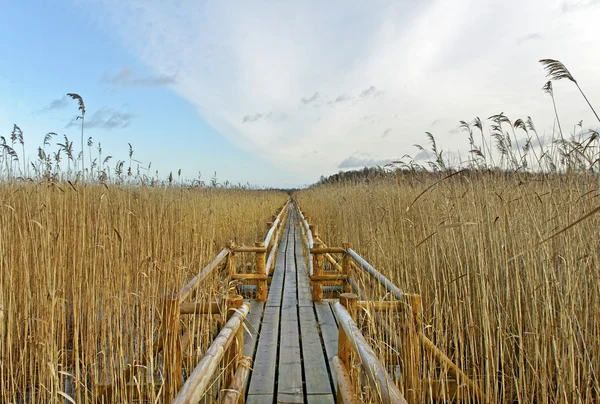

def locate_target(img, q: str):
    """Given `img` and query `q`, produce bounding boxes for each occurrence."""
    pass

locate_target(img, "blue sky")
[1,0,600,187]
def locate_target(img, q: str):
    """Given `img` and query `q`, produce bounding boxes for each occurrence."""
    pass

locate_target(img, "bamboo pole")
[231,246,267,253]
[310,247,346,254]
[222,356,253,404]
[356,301,403,311]
[338,294,357,402]
[332,356,359,404]
[230,273,269,281]
[419,332,487,402]
[172,303,250,404]
[347,249,404,301]
[254,242,267,301]
[333,301,407,404]
[312,241,324,301]
[222,295,245,396]
[179,248,229,303]
[342,243,352,293]
[310,274,348,282]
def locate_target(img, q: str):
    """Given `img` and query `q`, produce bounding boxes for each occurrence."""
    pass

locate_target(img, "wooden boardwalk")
[244,209,339,404]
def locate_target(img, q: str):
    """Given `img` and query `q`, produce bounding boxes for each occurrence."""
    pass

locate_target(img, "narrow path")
[246,209,336,404]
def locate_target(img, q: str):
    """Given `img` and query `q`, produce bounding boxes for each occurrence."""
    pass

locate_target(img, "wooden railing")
[94,200,290,403]
[295,200,487,403]
[333,293,408,403]
[229,200,290,301]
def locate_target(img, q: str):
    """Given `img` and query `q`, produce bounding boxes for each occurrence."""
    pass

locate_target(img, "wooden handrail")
[264,200,290,250]
[172,303,250,404]
[333,300,407,404]
[294,202,314,275]
[265,208,287,275]
[347,248,404,301]
[332,356,358,404]
[179,248,230,303]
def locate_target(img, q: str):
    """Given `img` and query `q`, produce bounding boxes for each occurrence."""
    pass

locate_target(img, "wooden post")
[342,242,352,293]
[162,295,183,403]
[255,242,267,301]
[338,293,358,403]
[227,249,237,296]
[309,223,318,239]
[401,294,422,403]
[222,295,245,395]
[312,241,324,302]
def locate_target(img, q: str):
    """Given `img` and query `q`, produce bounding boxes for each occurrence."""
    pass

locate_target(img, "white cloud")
[86,0,600,178]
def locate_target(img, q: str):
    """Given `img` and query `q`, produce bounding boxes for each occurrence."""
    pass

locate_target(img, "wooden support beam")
[179,248,229,303]
[332,356,358,404]
[173,304,250,404]
[179,296,243,315]
[222,295,245,398]
[342,243,352,293]
[232,246,267,253]
[255,242,267,301]
[312,241,324,302]
[231,273,269,281]
[310,274,348,282]
[333,299,407,404]
[356,300,402,311]
[222,356,253,404]
[419,332,487,402]
[310,247,346,254]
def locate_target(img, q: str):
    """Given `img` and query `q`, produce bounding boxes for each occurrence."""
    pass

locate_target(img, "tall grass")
[297,169,600,402]
[0,183,287,402]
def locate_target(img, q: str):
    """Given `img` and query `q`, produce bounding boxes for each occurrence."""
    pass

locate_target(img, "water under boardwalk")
[243,209,339,404]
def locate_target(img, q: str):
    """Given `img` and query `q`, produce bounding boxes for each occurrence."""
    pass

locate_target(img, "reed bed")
[296,171,600,402]
[0,183,287,403]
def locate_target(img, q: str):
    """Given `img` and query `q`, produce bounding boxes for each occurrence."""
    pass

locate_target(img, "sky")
[1,0,600,187]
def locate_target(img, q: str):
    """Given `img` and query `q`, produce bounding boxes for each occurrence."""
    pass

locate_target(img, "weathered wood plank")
[314,301,339,389]
[277,223,303,401]
[243,300,264,358]
[247,306,280,396]
[246,394,273,404]
[299,306,333,395]
[307,394,335,404]
[295,229,313,308]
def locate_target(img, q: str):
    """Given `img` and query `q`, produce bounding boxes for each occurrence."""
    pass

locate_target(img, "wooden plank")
[265,223,289,308]
[246,394,273,404]
[307,394,335,404]
[278,223,303,401]
[294,227,313,308]
[247,306,280,396]
[314,302,339,389]
[299,306,333,395]
[243,300,264,358]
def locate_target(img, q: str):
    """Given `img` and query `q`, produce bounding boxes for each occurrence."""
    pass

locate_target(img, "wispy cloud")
[242,112,287,123]
[66,107,133,130]
[87,0,600,180]
[561,0,600,13]
[517,33,542,44]
[39,96,70,113]
[300,92,319,105]
[338,155,394,169]
[101,67,176,87]
[359,86,382,99]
